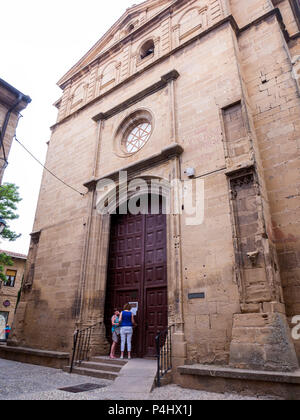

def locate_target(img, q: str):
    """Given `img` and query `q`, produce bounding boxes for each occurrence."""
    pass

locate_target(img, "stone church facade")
[9,0,300,382]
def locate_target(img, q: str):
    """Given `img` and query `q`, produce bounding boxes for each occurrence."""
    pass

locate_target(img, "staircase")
[64,356,127,380]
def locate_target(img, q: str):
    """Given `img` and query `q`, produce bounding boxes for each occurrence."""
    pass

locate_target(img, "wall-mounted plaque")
[188,293,205,300]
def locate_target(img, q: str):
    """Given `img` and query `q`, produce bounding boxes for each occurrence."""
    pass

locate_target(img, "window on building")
[140,40,155,60]
[115,109,153,157]
[125,122,152,153]
[290,0,300,28]
[5,269,17,287]
[128,23,135,33]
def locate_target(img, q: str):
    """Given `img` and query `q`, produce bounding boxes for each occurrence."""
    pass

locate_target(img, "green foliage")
[0,183,22,241]
[0,252,13,284]
[0,183,22,285]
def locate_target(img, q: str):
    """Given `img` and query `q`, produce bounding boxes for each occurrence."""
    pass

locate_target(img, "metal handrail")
[155,324,175,387]
[70,321,102,374]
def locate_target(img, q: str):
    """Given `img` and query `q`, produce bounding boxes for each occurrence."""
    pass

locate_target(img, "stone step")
[80,361,122,373]
[0,345,69,369]
[90,356,127,367]
[177,364,300,399]
[110,359,158,394]
[65,366,118,381]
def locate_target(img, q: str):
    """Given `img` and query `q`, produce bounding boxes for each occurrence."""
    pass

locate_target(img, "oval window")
[114,109,154,157]
[125,122,152,153]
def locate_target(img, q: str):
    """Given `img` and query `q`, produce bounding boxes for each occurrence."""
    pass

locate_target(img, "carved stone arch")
[176,5,208,42]
[70,81,87,108]
[133,36,159,71]
[97,174,173,357]
[99,60,120,92]
[120,17,139,37]
[96,175,171,216]
[127,18,139,33]
[138,37,155,59]
[81,154,186,362]
[178,5,204,24]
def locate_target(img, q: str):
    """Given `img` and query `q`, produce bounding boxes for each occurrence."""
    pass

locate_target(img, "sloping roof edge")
[0,78,31,105]
[57,0,173,88]
[0,250,27,260]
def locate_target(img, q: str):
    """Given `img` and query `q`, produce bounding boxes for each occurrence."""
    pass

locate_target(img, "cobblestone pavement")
[0,359,278,400]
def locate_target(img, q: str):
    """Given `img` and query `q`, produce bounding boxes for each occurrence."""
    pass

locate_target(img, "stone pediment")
[57,0,174,88]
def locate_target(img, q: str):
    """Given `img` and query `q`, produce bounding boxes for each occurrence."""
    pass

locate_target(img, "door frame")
[79,161,186,362]
[104,198,168,358]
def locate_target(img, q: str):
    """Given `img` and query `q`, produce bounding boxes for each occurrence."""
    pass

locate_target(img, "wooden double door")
[105,202,168,357]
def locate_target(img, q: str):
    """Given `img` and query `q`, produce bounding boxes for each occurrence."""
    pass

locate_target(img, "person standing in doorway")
[119,303,136,360]
[5,324,11,341]
[110,309,120,359]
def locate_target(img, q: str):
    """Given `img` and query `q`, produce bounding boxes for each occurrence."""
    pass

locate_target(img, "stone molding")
[80,154,186,357]
[92,70,180,122]
[57,0,196,89]
[51,7,292,132]
[83,143,184,191]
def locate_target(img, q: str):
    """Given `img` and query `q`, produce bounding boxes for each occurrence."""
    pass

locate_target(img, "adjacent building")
[0,78,31,183]
[7,0,300,393]
[0,250,27,341]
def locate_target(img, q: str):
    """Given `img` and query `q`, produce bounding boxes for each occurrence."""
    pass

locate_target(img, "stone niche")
[227,168,299,372]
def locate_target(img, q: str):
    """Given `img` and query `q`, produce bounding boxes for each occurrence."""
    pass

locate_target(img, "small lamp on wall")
[184,167,195,178]
[0,218,7,234]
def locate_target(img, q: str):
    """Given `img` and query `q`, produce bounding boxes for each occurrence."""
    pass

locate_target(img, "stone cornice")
[225,162,255,178]
[51,8,289,132]
[239,7,289,42]
[92,70,180,122]
[83,142,184,191]
[58,0,184,89]
[51,15,237,131]
[68,5,290,90]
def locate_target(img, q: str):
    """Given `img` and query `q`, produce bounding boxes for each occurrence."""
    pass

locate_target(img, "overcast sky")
[1,0,145,255]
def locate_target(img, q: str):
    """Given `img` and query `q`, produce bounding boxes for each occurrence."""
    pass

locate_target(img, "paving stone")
[0,358,279,400]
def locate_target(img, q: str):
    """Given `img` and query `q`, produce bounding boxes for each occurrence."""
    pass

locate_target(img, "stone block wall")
[238,7,300,362]
[230,312,298,371]
[10,0,300,371]
[0,257,26,330]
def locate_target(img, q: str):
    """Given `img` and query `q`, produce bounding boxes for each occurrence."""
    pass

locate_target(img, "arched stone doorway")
[104,195,168,357]
[80,153,187,366]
